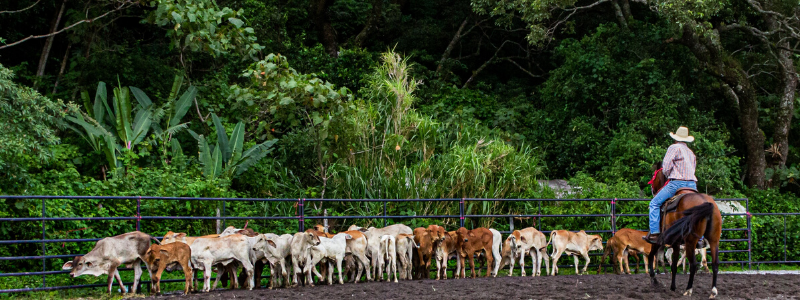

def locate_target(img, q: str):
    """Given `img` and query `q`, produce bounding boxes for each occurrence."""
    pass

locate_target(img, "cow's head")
[588,235,603,252]
[253,234,278,253]
[512,230,526,252]
[143,245,170,271]
[348,224,362,232]
[306,232,321,246]
[427,225,446,243]
[61,255,104,277]
[456,227,469,243]
[161,231,186,245]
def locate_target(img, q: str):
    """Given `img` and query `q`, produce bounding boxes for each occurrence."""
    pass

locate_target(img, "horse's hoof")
[709,287,718,299]
[684,289,693,296]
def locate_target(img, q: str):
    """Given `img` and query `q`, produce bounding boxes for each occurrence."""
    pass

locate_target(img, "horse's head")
[648,162,667,196]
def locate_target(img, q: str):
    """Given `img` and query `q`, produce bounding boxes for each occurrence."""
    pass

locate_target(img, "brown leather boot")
[642,233,660,244]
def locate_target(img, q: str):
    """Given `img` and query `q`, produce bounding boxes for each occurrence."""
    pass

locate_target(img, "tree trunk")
[36,0,68,79]
[621,0,631,20]
[679,25,766,188]
[352,0,383,48]
[310,0,338,57]
[437,17,469,75]
[51,42,72,95]
[765,15,797,168]
[610,0,628,29]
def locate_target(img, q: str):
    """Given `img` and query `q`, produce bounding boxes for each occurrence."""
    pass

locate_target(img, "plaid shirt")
[662,142,697,181]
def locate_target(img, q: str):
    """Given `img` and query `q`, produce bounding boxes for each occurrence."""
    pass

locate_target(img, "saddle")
[660,188,699,226]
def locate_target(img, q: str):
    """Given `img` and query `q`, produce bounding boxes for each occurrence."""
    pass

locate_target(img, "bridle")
[647,168,669,197]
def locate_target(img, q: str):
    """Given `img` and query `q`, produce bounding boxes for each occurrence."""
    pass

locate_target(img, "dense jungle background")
[1,0,799,293]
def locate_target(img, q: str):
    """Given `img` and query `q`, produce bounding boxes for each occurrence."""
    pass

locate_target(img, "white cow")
[306,233,352,285]
[290,231,321,287]
[489,228,503,277]
[396,233,418,280]
[190,234,254,292]
[549,230,603,276]
[253,233,293,288]
[379,235,399,282]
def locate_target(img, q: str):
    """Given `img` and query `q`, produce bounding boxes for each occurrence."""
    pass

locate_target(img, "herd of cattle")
[61,224,710,295]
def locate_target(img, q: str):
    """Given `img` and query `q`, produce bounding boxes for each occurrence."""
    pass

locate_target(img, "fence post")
[509,217,514,232]
[537,200,541,231]
[459,198,465,228]
[611,198,617,236]
[41,198,46,288]
[222,199,227,230]
[784,215,787,263]
[298,198,305,232]
[136,196,141,232]
[746,198,752,270]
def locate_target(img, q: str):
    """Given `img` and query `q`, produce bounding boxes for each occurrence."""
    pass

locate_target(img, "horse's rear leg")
[709,240,720,299]
[683,237,699,296]
[669,246,680,291]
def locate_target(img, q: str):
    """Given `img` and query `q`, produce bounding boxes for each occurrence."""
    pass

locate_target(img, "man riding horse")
[643,126,697,244]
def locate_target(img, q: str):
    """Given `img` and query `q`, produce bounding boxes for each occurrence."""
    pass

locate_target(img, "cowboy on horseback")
[643,126,697,244]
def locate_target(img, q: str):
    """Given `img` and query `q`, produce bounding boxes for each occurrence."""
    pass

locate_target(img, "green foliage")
[194,113,278,179]
[0,63,77,193]
[145,0,264,60]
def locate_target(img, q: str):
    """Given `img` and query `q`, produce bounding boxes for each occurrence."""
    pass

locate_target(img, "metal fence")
[0,195,787,294]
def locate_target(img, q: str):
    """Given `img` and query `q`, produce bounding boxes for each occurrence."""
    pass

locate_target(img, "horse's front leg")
[647,244,660,286]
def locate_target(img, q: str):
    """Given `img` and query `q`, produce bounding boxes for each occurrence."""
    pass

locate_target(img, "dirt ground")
[155,273,799,300]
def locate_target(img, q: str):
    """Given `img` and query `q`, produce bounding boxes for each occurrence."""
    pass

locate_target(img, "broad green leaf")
[235,139,278,176]
[113,86,133,145]
[94,82,111,126]
[211,113,231,163]
[228,17,244,28]
[279,97,294,105]
[129,86,153,109]
[229,122,245,165]
[131,109,153,146]
[171,86,197,127]
[168,75,184,102]
[212,144,223,178]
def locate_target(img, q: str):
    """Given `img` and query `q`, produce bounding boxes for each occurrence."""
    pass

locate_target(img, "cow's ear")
[145,248,153,256]
[358,228,367,232]
[468,232,475,237]
[520,236,527,242]
[160,250,170,257]
[267,240,277,248]
[176,233,186,239]
[62,261,74,270]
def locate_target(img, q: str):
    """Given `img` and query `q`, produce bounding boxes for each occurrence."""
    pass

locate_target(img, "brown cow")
[143,243,193,294]
[598,228,652,275]
[549,230,603,275]
[456,227,495,278]
[412,227,433,280]
[433,230,462,280]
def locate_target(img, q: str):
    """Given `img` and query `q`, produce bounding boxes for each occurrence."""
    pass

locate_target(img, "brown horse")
[647,162,722,298]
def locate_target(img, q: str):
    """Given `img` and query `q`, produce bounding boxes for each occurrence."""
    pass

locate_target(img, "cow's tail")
[408,236,419,248]
[598,242,613,274]
[549,231,557,257]
[659,202,714,247]
[489,229,502,276]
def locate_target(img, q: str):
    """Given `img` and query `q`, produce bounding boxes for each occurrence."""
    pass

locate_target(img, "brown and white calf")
[598,228,652,275]
[499,227,549,277]
[61,231,159,294]
[549,230,603,275]
[161,231,237,290]
[456,227,496,278]
[190,234,255,292]
[433,230,461,280]
[142,243,192,294]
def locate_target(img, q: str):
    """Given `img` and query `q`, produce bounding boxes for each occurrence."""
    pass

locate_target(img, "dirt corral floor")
[163,273,799,300]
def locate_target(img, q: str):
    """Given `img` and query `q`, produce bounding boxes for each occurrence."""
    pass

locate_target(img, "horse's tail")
[658,202,714,246]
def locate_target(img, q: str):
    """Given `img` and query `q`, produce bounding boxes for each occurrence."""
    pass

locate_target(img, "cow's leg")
[530,248,540,277]
[241,259,255,291]
[582,252,591,274]
[484,248,494,278]
[541,249,550,276]
[701,248,710,273]
[106,263,120,294]
[550,249,562,276]
[520,249,528,277]
[336,258,345,284]
[623,252,632,274]
[180,261,192,295]
[131,260,142,294]
[203,262,213,292]
[643,253,650,274]
[291,258,301,287]
[572,255,580,275]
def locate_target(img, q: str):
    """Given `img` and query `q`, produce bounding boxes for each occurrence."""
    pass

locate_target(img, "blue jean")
[649,180,697,234]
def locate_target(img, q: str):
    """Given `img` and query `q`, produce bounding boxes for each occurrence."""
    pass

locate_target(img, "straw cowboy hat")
[669,126,694,143]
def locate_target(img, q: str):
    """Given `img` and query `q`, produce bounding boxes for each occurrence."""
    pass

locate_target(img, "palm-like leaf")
[232,139,278,176]
[171,86,196,127]
[211,113,231,163]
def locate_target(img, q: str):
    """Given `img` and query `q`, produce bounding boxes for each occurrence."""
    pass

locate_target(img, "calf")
[549,230,603,275]
[412,227,434,280]
[489,228,502,276]
[142,243,192,294]
[598,228,652,275]
[379,235,398,282]
[433,231,461,280]
[253,233,293,289]
[162,231,219,245]
[456,227,495,278]
[308,228,371,283]
[499,227,549,277]
[219,227,266,289]
[306,233,352,286]
[190,234,254,292]
[666,243,710,274]
[396,233,417,280]
[62,231,158,294]
[290,231,321,287]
